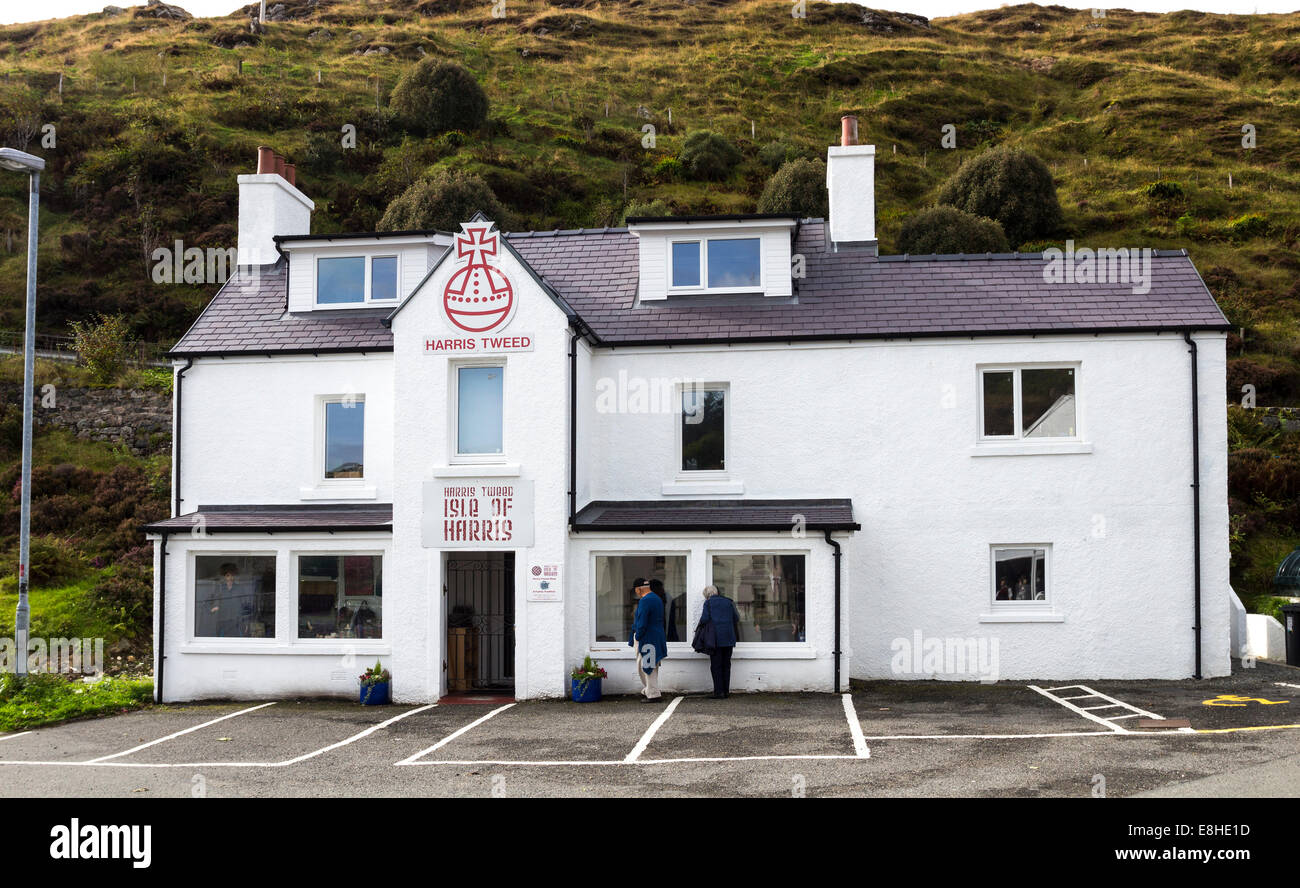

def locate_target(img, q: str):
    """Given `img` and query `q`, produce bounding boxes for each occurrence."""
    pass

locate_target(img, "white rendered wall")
[583,332,1231,681]
[388,240,574,702]
[826,144,876,245]
[175,353,394,511]
[236,174,313,266]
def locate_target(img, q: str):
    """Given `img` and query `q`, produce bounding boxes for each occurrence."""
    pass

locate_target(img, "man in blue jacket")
[628,577,667,703]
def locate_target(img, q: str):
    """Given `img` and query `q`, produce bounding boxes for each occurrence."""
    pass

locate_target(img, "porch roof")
[144,504,393,534]
[571,498,859,532]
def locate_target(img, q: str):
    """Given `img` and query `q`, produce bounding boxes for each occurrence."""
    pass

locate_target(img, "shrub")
[679,130,741,181]
[937,145,1063,248]
[897,206,1010,255]
[389,60,488,136]
[1227,213,1269,241]
[620,199,671,224]
[758,140,798,171]
[378,168,509,231]
[757,159,828,219]
[1145,180,1185,201]
[652,156,683,181]
[69,314,134,385]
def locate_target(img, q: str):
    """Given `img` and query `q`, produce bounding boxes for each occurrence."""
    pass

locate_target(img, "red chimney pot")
[840,115,859,147]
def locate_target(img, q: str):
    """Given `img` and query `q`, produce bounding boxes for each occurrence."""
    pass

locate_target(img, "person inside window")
[996,578,1012,601]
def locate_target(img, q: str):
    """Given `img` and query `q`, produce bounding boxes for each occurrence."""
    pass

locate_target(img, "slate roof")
[572,498,860,532]
[169,219,1229,355]
[144,504,393,533]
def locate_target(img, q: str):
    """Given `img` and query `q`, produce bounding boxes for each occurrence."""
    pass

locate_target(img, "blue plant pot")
[571,677,602,703]
[360,681,390,705]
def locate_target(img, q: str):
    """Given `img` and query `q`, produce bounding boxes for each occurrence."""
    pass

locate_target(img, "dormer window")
[669,237,762,292]
[316,255,399,306]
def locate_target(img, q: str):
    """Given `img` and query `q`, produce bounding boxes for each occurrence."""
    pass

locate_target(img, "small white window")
[454,364,504,459]
[669,237,762,292]
[991,546,1049,607]
[316,256,400,306]
[980,366,1077,440]
[680,383,727,472]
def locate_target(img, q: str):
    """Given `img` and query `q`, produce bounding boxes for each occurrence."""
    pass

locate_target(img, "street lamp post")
[1,148,45,678]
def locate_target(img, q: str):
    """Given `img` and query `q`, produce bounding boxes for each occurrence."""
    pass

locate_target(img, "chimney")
[826,115,877,254]
[237,145,314,266]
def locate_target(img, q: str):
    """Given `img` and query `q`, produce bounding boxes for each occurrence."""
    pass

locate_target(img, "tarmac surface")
[2,659,1299,797]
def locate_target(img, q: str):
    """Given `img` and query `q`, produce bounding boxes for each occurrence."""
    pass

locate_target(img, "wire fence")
[0,331,171,367]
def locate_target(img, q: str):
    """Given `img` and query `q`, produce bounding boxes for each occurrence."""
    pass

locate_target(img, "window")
[669,237,762,291]
[682,386,725,471]
[456,365,504,456]
[710,554,806,643]
[593,554,688,644]
[324,398,364,479]
[298,554,382,639]
[316,256,400,305]
[980,366,1077,440]
[194,555,276,639]
[992,547,1048,605]
[671,242,701,287]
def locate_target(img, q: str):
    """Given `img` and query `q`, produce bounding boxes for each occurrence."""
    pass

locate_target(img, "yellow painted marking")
[1195,723,1300,734]
[1201,694,1288,707]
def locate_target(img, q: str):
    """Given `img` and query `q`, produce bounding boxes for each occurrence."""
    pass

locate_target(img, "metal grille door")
[445,554,515,690]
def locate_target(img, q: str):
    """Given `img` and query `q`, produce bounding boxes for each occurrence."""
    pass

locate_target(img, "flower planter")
[360,681,391,705]
[571,677,602,703]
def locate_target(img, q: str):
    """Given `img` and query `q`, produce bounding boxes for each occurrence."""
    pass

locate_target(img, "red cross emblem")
[442,221,516,333]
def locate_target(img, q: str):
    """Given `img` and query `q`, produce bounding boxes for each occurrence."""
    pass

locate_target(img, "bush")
[937,145,1062,248]
[1227,213,1269,241]
[652,156,683,182]
[69,314,134,385]
[620,199,671,224]
[389,60,488,136]
[679,130,741,181]
[758,141,798,171]
[897,206,1010,255]
[378,168,509,231]
[757,159,828,219]
[1145,180,1185,201]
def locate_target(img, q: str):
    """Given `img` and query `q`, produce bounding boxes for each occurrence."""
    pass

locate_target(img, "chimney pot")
[273,154,285,177]
[283,163,296,186]
[256,145,275,175]
[840,115,859,147]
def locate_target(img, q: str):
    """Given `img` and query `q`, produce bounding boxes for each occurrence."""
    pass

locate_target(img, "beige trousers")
[635,640,661,699]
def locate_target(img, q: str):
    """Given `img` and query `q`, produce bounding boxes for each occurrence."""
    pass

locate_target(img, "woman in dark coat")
[696,584,741,699]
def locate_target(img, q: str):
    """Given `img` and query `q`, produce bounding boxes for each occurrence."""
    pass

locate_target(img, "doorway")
[445,552,515,692]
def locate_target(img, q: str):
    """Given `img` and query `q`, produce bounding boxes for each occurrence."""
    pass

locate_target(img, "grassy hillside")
[0,1,1297,610]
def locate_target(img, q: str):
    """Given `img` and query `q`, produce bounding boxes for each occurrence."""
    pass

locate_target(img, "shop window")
[297,554,383,639]
[710,553,805,642]
[682,386,725,471]
[324,398,364,479]
[456,365,504,457]
[980,366,1077,440]
[992,547,1048,604]
[593,554,688,644]
[194,555,276,639]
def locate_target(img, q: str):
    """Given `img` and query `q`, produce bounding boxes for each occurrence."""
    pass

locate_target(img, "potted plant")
[570,655,607,703]
[359,659,391,705]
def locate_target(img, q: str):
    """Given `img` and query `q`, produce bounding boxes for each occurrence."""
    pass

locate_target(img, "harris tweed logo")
[442,222,517,334]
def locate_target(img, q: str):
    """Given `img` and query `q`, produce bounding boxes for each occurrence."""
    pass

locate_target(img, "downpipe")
[824,529,843,692]
[1184,331,1202,680]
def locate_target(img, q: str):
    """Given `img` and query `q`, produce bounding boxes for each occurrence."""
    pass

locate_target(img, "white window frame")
[589,550,691,652]
[450,360,507,464]
[314,255,401,307]
[667,234,764,294]
[188,550,281,645]
[291,550,386,643]
[706,549,811,646]
[977,363,1081,443]
[316,394,366,485]
[676,381,729,477]
[988,544,1052,612]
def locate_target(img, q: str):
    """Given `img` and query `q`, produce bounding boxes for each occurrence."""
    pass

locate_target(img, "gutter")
[824,530,843,693]
[156,531,167,703]
[1184,331,1203,679]
[173,358,193,516]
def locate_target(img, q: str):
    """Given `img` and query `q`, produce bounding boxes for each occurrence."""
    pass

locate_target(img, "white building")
[146,123,1233,702]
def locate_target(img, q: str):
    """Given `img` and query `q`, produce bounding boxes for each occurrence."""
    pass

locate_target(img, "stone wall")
[13,384,172,456]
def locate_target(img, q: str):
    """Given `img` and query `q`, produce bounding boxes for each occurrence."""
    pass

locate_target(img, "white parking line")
[84,703,277,763]
[0,732,31,742]
[624,696,683,763]
[841,693,870,758]
[1029,684,1173,734]
[395,703,514,766]
[281,704,436,766]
